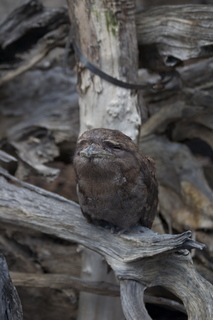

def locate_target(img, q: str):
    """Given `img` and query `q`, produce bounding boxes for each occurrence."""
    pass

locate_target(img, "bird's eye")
[111,145,122,150]
[78,139,87,146]
[104,140,122,150]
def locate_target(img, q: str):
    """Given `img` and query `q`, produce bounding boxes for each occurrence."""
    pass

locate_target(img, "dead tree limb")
[0,254,23,320]
[0,168,212,319]
[0,0,70,86]
[0,24,69,87]
[10,272,120,297]
[136,5,213,70]
[9,271,186,313]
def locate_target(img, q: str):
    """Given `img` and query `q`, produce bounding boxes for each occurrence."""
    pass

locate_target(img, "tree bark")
[67,0,142,319]
[67,0,142,141]
[136,5,213,70]
[0,254,23,320]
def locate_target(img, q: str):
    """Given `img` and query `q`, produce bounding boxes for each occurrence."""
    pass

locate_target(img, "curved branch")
[111,252,213,320]
[0,168,212,319]
[120,280,152,320]
[0,168,203,262]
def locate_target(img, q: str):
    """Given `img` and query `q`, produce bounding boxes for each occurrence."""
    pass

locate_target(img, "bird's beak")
[80,143,115,159]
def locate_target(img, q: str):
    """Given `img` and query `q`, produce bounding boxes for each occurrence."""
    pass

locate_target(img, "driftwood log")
[0,168,212,320]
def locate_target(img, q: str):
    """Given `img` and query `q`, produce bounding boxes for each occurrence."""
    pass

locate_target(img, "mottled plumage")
[73,128,158,230]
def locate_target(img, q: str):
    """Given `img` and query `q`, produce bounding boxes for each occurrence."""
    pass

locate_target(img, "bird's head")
[73,128,140,175]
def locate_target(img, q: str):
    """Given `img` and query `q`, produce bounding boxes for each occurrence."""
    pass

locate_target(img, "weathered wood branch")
[10,272,120,297]
[0,0,70,86]
[0,2,213,319]
[136,5,213,70]
[2,2,213,81]
[10,271,185,313]
[0,0,69,60]
[0,254,23,320]
[0,24,69,87]
[140,134,213,232]
[0,168,202,260]
[0,167,212,319]
[117,253,213,320]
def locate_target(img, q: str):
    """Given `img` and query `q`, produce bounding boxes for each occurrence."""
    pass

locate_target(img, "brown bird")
[73,128,158,231]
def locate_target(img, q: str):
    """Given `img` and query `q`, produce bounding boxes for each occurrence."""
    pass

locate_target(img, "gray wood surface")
[0,168,212,319]
[0,254,23,320]
[0,1,213,319]
[136,5,213,69]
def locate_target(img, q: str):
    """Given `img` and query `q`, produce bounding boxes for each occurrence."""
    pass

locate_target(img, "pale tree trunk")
[67,1,142,319]
[76,249,124,320]
[67,0,142,141]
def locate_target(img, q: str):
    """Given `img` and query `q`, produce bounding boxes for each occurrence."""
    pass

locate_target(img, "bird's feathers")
[73,128,158,230]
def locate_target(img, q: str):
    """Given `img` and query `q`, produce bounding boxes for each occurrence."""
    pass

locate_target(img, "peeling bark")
[67,0,142,141]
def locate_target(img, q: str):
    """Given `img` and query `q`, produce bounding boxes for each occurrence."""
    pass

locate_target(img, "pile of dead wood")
[0,1,213,319]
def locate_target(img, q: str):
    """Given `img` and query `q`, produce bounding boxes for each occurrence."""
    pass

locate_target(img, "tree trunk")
[67,0,142,319]
[67,0,142,141]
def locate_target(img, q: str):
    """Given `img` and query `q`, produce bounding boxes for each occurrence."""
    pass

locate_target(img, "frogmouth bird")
[73,128,158,231]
